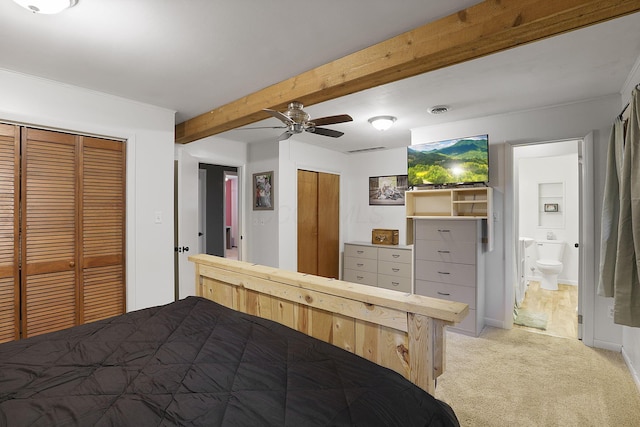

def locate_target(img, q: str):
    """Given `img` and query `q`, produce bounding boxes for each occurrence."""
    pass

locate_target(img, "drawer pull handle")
[437,291,451,296]
[357,263,364,267]
[392,254,400,258]
[392,282,400,286]
[357,276,364,280]
[392,268,400,272]
[438,229,451,233]
[437,250,450,254]
[357,250,364,254]
[437,271,451,275]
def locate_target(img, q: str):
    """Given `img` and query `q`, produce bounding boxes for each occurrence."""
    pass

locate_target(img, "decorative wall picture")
[369,175,408,205]
[253,171,274,210]
[544,203,559,212]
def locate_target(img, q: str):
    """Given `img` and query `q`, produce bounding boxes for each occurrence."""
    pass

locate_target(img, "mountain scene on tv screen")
[408,136,488,186]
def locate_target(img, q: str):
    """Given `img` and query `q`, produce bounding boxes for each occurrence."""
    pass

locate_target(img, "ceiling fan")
[241,101,353,141]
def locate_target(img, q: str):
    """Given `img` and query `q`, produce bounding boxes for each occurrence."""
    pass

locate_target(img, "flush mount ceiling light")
[368,115,397,131]
[12,0,77,14]
[428,105,450,115]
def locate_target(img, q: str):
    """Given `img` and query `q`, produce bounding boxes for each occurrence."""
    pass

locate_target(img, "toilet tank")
[536,240,565,261]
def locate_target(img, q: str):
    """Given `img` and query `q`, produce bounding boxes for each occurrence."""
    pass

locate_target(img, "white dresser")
[343,242,412,292]
[413,219,485,336]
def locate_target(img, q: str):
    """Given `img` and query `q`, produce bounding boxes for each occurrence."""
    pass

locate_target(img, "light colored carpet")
[514,309,548,330]
[435,327,640,427]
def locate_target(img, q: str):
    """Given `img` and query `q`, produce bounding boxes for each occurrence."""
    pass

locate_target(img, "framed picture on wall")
[544,203,559,212]
[253,171,274,210]
[369,175,408,206]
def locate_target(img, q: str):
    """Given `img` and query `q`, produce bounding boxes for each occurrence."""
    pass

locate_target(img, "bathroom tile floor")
[514,281,578,339]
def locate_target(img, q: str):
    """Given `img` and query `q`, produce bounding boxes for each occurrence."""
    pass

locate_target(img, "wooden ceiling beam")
[175,0,640,144]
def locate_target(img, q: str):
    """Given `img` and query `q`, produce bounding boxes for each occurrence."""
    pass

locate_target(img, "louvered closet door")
[0,124,19,343]
[81,137,125,323]
[21,129,79,338]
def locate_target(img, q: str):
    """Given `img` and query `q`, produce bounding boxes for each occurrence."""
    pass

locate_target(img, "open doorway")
[513,140,580,339]
[198,164,241,260]
[223,171,239,260]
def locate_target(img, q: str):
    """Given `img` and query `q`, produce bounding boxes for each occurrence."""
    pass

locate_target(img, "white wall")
[0,69,176,311]
[248,140,279,267]
[344,148,410,245]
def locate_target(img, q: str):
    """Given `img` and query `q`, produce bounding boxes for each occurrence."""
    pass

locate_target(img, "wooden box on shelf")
[371,229,399,245]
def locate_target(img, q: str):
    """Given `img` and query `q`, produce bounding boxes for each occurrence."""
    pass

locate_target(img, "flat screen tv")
[407,134,489,187]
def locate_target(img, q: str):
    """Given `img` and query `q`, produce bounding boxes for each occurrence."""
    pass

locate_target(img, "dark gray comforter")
[0,296,459,426]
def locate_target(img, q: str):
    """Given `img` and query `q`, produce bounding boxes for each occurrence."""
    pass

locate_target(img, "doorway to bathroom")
[513,140,581,339]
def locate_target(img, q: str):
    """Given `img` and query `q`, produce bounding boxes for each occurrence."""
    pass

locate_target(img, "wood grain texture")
[81,136,126,323]
[317,172,339,279]
[192,254,469,393]
[175,0,640,144]
[297,170,318,275]
[0,124,19,342]
[9,128,126,338]
[22,129,78,337]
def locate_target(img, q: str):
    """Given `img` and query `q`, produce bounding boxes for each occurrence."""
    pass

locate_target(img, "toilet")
[535,240,565,291]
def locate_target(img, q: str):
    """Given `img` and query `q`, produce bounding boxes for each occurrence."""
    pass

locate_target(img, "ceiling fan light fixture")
[12,0,77,14]
[368,115,397,131]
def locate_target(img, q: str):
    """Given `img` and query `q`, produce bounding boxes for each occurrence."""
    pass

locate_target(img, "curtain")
[601,87,640,327]
[597,117,625,298]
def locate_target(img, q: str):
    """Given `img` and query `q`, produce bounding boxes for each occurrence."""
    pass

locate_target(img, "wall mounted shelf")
[405,187,493,250]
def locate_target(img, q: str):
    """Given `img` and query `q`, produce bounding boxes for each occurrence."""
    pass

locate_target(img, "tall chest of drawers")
[413,219,485,336]
[343,242,412,292]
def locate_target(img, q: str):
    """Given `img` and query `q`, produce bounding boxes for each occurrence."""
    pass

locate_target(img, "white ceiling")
[1,1,639,153]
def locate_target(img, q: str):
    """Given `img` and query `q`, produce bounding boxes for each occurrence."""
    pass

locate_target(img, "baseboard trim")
[622,346,640,393]
[484,318,505,329]
[593,339,622,352]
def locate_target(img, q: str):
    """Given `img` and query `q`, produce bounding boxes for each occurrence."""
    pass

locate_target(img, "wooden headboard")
[189,254,468,394]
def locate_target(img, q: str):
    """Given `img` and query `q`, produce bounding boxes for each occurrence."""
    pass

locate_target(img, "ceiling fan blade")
[308,127,344,138]
[235,126,287,130]
[310,114,353,126]
[264,108,295,125]
[278,131,293,141]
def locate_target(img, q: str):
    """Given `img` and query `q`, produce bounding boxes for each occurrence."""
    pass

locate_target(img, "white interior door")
[177,149,199,298]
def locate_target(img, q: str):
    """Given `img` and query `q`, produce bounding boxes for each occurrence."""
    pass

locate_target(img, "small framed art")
[253,171,274,210]
[369,175,408,206]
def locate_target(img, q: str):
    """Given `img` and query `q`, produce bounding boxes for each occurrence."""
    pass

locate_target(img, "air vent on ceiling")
[347,146,386,154]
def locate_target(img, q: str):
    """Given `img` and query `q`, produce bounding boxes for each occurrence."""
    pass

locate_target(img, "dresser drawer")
[378,260,411,278]
[378,274,411,293]
[414,280,476,309]
[378,247,411,264]
[344,256,377,273]
[414,240,476,264]
[415,260,476,287]
[344,244,377,259]
[343,269,377,286]
[414,219,477,242]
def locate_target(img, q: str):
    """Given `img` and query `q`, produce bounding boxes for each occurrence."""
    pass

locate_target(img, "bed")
[0,255,468,426]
